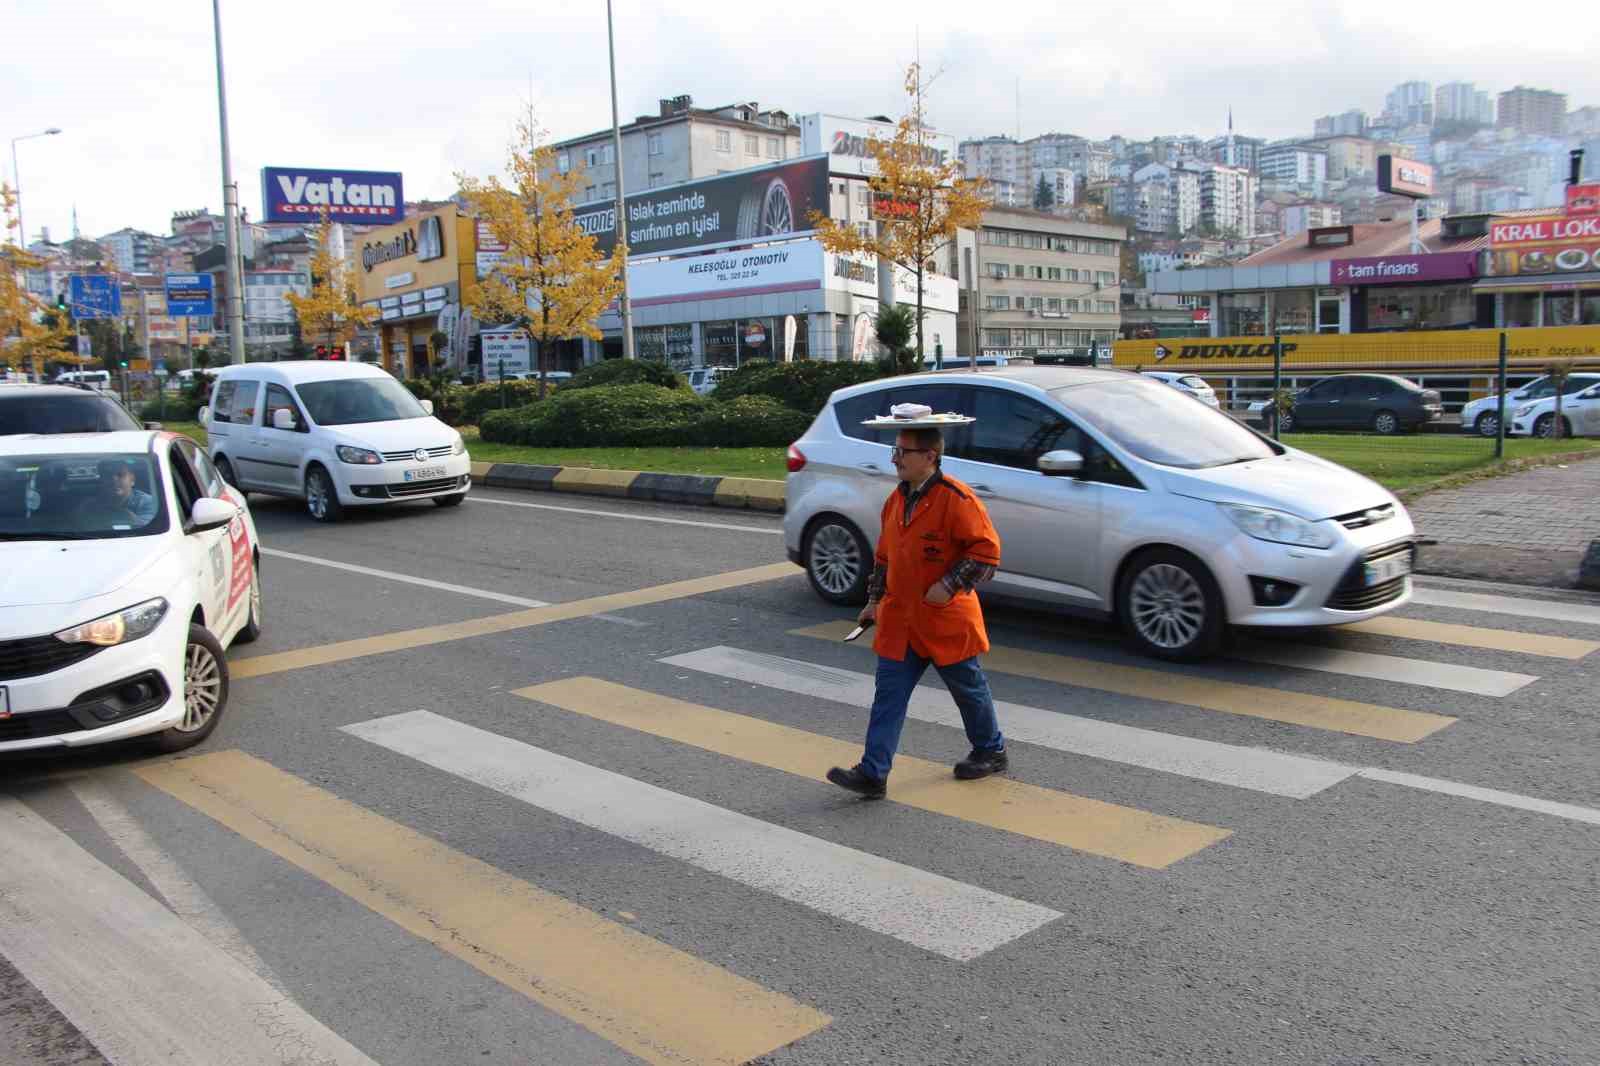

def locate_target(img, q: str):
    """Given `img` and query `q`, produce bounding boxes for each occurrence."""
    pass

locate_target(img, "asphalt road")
[5,487,1600,1066]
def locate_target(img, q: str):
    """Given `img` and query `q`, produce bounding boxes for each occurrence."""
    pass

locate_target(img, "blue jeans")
[860,650,1005,780]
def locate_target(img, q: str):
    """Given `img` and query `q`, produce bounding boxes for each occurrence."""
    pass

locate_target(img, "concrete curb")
[473,461,785,513]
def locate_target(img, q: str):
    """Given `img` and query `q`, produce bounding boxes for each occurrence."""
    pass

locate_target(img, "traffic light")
[54,292,67,312]
[118,359,128,369]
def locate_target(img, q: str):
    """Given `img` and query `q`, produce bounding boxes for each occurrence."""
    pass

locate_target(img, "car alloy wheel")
[805,519,869,605]
[1534,413,1569,439]
[1475,412,1500,438]
[305,466,343,522]
[179,639,224,733]
[1129,564,1206,651]
[1373,410,1399,435]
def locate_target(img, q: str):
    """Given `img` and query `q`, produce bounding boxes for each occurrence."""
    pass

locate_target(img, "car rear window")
[0,395,141,435]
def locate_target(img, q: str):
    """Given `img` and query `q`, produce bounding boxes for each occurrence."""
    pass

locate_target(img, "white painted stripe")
[1234,644,1538,697]
[472,493,783,535]
[263,547,551,607]
[69,779,281,991]
[1411,587,1600,628]
[0,796,378,1066]
[343,710,1060,961]
[660,646,1356,799]
[1357,768,1600,827]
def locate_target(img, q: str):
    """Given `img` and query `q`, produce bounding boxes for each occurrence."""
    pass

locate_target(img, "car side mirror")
[1038,449,1084,476]
[420,399,435,415]
[272,408,298,431]
[189,497,238,533]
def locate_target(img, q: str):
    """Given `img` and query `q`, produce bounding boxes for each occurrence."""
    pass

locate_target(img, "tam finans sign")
[262,167,404,223]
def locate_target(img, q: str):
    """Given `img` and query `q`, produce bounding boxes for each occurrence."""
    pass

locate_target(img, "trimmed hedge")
[561,359,686,392]
[710,360,891,414]
[460,380,550,425]
[402,378,470,426]
[479,385,813,449]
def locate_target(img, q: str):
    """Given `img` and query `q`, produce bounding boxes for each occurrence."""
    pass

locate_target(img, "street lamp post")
[210,0,247,365]
[605,0,635,359]
[9,128,62,249]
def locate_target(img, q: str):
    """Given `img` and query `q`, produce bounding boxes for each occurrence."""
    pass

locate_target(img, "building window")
[557,152,570,173]
[648,133,662,156]
[1097,271,1116,286]
[1029,297,1043,310]
[1014,297,1026,310]
[1096,300,1116,313]
[1026,330,1045,346]
[744,134,759,155]
[1013,264,1025,278]
[601,145,614,165]
[1047,267,1061,280]
[985,295,1009,310]
[1046,329,1062,344]
[984,329,1011,346]
[585,148,600,167]
[648,172,665,189]
[766,137,780,158]
[1046,298,1060,311]
[1064,269,1080,282]
[989,264,1009,279]
[1219,292,1265,336]
[716,130,731,153]
[855,185,870,206]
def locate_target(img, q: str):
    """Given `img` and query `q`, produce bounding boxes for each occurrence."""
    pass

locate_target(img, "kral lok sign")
[262,167,404,223]
[1490,213,1600,276]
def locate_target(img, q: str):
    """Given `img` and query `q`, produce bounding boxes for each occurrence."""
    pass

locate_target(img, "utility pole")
[211,0,247,365]
[605,0,635,359]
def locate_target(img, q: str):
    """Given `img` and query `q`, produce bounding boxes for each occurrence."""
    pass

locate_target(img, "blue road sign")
[165,273,215,318]
[68,274,123,319]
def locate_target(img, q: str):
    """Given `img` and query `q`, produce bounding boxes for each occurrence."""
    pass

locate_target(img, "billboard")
[625,240,825,306]
[1377,155,1434,199]
[799,114,959,178]
[1489,213,1600,276]
[571,155,830,260]
[164,273,215,317]
[261,167,404,223]
[68,274,122,318]
[1114,326,1600,370]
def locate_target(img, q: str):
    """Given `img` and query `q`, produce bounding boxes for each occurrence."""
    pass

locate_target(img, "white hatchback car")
[1509,380,1600,438]
[1461,373,1600,438]
[785,367,1417,660]
[1141,370,1220,408]
[201,361,471,522]
[0,432,260,755]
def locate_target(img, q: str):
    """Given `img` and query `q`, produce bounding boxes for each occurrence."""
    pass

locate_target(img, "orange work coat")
[872,473,1002,667]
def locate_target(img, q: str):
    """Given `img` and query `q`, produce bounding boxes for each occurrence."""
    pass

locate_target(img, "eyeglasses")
[890,446,936,459]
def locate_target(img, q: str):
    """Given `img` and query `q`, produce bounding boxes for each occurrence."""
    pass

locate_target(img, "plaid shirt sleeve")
[867,563,888,603]
[940,558,997,595]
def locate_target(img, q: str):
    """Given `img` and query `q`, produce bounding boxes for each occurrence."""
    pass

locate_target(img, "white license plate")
[1363,552,1412,586]
[404,466,447,482]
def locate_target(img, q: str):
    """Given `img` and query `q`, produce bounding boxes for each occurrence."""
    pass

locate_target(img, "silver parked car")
[784,367,1418,660]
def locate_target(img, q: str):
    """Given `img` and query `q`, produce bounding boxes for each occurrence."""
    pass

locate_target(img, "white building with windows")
[1258,144,1329,188]
[1199,165,1256,237]
[242,269,310,353]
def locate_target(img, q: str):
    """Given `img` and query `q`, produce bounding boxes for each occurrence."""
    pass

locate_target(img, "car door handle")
[969,483,996,497]
[857,462,885,474]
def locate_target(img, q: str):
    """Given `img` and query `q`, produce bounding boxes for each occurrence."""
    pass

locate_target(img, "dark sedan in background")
[1261,374,1444,435]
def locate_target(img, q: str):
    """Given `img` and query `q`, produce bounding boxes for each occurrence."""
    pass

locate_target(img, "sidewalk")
[1409,454,1600,588]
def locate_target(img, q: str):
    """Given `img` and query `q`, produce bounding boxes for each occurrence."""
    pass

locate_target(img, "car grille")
[1334,504,1396,530]
[1325,540,1414,612]
[380,445,453,462]
[0,636,101,681]
[0,710,85,742]
[387,476,462,498]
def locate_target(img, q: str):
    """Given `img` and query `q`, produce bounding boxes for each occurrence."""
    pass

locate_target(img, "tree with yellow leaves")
[457,117,624,398]
[1,183,71,376]
[285,211,378,353]
[810,63,987,366]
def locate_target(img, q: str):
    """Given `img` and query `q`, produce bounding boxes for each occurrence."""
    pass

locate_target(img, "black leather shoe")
[826,765,887,798]
[954,747,1008,780]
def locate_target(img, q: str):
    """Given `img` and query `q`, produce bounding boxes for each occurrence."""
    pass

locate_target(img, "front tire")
[1534,413,1571,439]
[305,465,344,522]
[150,624,230,753]
[1117,548,1225,661]
[804,517,871,606]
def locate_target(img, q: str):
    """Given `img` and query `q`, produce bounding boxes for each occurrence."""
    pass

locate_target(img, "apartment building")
[956,207,1124,360]
[1131,163,1201,234]
[1314,111,1368,138]
[1384,81,1433,127]
[550,95,801,205]
[1258,144,1329,187]
[1435,82,1494,125]
[1281,202,1341,237]
[1199,165,1256,237]
[1498,87,1568,136]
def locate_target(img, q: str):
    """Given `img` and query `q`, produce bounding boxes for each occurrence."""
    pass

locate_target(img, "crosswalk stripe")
[661,646,1357,799]
[134,751,830,1065]
[794,621,1456,743]
[0,795,379,1066]
[345,710,1061,961]
[1411,587,1600,628]
[1228,644,1538,697]
[515,677,1232,870]
[1342,616,1600,659]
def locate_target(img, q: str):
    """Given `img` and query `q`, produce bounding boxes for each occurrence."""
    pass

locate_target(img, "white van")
[56,370,113,391]
[199,361,471,522]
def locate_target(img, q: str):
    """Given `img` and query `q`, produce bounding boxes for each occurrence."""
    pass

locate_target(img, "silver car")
[784,367,1417,660]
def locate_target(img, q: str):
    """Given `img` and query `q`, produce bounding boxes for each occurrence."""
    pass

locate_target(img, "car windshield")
[0,394,141,435]
[296,378,428,426]
[1177,376,1209,389]
[1056,378,1276,469]
[0,452,169,540]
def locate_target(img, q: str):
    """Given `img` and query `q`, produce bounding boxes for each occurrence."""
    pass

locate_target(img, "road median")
[474,461,785,512]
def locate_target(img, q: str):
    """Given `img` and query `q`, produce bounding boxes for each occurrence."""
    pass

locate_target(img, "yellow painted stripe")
[553,467,639,497]
[231,562,799,679]
[713,478,786,512]
[1344,616,1599,660]
[135,751,828,1065]
[469,460,493,480]
[516,677,1231,870]
[793,621,1454,743]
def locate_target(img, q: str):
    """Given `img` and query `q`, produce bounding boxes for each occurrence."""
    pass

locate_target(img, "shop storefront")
[356,205,477,378]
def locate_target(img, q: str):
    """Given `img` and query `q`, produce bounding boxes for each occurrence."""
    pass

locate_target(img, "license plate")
[1363,552,1412,586]
[0,686,9,719]
[404,466,447,482]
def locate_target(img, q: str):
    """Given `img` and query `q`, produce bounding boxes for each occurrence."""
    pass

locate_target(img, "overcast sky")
[4,0,1595,243]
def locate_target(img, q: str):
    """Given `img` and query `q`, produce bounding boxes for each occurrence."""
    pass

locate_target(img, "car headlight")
[336,445,382,465]
[1515,405,1536,418]
[54,597,169,647]
[451,435,467,456]
[1219,503,1336,549]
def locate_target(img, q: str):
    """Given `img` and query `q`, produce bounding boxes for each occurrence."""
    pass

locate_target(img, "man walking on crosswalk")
[828,408,1008,799]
